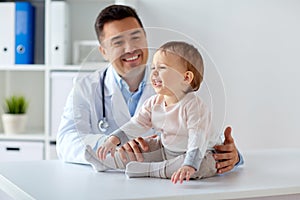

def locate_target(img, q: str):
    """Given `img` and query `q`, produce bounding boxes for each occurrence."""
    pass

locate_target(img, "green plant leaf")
[3,95,29,114]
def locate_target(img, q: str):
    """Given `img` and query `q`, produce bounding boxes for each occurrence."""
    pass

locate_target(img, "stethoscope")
[98,68,110,132]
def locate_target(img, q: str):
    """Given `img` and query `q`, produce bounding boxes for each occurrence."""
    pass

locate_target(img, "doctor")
[56,4,243,174]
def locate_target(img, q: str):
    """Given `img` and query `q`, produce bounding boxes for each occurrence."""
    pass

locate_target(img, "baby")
[85,41,222,184]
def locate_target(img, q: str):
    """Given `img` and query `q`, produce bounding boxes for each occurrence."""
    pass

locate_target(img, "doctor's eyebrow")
[130,30,143,36]
[110,35,124,43]
[109,29,144,44]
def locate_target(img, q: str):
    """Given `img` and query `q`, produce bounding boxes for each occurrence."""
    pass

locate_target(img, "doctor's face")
[99,17,148,77]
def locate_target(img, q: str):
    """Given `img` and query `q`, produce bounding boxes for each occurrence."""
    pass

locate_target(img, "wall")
[138,0,300,151]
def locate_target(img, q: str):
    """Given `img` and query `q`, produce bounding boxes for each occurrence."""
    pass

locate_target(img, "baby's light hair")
[158,41,204,91]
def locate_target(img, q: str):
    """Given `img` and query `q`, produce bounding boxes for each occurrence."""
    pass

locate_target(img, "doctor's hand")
[118,135,157,162]
[213,126,240,174]
[97,136,120,160]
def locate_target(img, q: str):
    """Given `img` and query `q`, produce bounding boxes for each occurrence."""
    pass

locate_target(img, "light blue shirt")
[111,68,146,117]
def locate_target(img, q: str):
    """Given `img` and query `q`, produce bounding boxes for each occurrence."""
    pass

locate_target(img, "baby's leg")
[193,150,217,179]
[114,136,164,169]
[164,150,217,179]
[125,154,185,178]
[126,150,217,179]
[85,136,164,172]
[161,149,217,179]
[141,136,164,162]
[85,145,125,172]
[125,144,185,178]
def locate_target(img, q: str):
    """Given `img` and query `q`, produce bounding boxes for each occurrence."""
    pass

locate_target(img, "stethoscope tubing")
[98,68,109,132]
[101,68,108,119]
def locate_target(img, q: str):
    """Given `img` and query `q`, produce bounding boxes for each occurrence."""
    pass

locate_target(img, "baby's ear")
[99,46,109,61]
[184,71,194,84]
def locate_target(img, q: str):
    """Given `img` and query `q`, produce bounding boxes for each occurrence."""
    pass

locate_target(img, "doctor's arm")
[56,83,107,164]
[213,126,244,174]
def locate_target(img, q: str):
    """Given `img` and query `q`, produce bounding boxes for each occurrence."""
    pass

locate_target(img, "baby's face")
[150,51,189,98]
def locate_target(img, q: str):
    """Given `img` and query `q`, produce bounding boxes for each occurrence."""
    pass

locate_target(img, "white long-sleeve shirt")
[113,92,223,170]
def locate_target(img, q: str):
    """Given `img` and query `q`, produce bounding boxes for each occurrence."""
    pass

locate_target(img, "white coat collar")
[104,65,130,127]
[104,64,155,126]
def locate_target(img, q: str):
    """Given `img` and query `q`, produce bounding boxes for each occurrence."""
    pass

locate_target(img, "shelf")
[0,65,46,71]
[48,62,108,72]
[0,0,114,162]
[49,136,57,142]
[66,0,114,3]
[0,63,109,72]
[0,132,45,142]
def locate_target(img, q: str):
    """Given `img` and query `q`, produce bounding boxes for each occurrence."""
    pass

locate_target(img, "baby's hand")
[97,136,120,160]
[171,165,196,184]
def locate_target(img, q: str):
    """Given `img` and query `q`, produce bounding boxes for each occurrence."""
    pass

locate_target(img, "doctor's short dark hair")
[158,41,204,91]
[95,4,144,43]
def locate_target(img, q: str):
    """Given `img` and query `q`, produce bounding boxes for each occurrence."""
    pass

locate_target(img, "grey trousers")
[114,136,217,179]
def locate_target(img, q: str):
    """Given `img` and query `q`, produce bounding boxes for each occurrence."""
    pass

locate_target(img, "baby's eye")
[151,64,168,71]
[157,65,167,70]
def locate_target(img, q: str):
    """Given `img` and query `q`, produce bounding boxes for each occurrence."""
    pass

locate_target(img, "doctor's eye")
[112,40,124,47]
[131,36,141,41]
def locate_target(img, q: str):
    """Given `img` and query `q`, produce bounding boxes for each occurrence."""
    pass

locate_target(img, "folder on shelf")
[15,2,35,64]
[50,1,70,65]
[0,2,15,65]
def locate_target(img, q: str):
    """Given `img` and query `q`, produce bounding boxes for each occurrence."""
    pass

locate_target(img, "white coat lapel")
[105,67,131,127]
[135,66,155,113]
[136,82,155,112]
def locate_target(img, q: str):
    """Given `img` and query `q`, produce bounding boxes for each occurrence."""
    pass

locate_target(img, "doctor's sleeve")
[56,83,106,164]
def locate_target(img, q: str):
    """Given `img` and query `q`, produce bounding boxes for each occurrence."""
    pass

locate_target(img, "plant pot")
[2,114,27,134]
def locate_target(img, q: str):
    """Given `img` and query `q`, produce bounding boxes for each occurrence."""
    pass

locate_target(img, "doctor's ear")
[184,71,194,84]
[99,46,109,61]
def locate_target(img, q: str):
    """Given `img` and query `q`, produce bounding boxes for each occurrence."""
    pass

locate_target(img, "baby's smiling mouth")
[152,79,162,87]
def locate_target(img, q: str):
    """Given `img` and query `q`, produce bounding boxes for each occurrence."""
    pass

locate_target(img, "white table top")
[0,148,300,200]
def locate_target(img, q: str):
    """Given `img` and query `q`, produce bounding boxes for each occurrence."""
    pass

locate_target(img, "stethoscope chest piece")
[98,117,109,132]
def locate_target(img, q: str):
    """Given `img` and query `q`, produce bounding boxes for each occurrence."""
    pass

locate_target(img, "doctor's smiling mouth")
[121,49,145,68]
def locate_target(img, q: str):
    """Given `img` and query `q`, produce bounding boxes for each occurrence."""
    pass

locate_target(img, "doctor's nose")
[124,40,136,53]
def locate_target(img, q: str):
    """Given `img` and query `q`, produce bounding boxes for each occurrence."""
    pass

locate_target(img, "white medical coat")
[56,65,155,164]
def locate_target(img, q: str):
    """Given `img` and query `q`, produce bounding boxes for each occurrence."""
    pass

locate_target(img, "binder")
[15,2,35,64]
[50,1,70,65]
[0,2,15,65]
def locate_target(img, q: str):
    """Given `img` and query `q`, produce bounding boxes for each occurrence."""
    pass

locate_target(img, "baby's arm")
[97,96,155,160]
[97,135,120,160]
[97,105,154,161]
[97,96,156,161]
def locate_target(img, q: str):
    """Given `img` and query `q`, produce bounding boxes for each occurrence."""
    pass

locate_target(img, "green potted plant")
[2,95,29,134]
